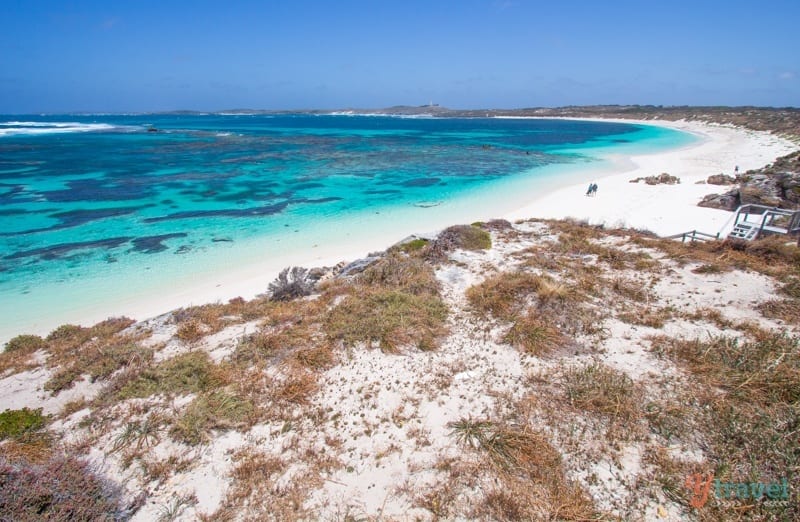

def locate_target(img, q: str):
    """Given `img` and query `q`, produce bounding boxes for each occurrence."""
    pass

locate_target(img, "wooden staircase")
[667,205,800,244]
[724,205,800,242]
[727,222,759,241]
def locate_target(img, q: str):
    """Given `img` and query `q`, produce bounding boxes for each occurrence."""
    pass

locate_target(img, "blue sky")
[1,0,798,112]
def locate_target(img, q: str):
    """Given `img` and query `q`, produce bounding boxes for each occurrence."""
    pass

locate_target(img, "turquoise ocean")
[0,115,695,339]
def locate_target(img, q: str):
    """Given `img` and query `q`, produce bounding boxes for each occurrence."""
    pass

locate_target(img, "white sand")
[1,120,796,344]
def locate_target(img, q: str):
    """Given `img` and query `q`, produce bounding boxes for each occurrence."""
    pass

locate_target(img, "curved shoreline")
[1,119,796,344]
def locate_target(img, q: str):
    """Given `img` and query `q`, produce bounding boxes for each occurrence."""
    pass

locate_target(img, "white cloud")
[778,71,795,80]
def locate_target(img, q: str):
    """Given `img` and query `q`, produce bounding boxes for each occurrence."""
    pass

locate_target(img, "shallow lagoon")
[0,115,694,337]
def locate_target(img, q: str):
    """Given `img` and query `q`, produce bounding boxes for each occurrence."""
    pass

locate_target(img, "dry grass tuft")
[652,331,800,404]
[272,371,319,405]
[448,418,599,520]
[45,340,153,394]
[172,304,232,341]
[466,271,543,320]
[292,344,334,369]
[611,277,652,303]
[561,363,641,422]
[171,391,254,445]
[504,312,566,356]
[325,289,448,352]
[618,306,674,328]
[358,251,440,297]
[113,351,228,400]
[758,298,800,324]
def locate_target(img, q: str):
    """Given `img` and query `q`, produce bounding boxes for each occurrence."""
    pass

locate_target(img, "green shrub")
[0,408,47,440]
[3,335,46,354]
[395,238,428,253]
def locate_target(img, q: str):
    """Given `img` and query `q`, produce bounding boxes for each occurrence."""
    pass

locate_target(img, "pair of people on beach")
[586,183,598,196]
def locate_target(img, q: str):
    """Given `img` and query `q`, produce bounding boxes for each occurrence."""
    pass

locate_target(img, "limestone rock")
[698,189,740,211]
[707,174,736,185]
[629,173,681,185]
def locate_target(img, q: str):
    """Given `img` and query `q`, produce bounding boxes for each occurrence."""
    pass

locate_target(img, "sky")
[0,0,798,113]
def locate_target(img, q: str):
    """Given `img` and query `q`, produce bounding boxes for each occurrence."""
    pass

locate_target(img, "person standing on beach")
[592,183,598,195]
[586,183,593,196]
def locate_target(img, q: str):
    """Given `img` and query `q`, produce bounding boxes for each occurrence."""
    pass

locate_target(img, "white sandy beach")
[505,118,798,235]
[1,119,797,344]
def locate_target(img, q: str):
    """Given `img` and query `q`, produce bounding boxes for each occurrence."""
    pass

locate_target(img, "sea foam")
[0,121,120,137]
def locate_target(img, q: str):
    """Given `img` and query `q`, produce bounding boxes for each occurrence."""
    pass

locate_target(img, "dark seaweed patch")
[298,197,342,204]
[4,237,132,260]
[292,182,326,190]
[402,177,441,187]
[362,189,401,195]
[130,233,189,254]
[4,206,144,236]
[42,179,154,202]
[142,202,289,223]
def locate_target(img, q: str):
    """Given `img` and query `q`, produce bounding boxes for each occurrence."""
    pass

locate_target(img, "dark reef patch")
[291,182,326,190]
[143,202,289,223]
[130,233,189,254]
[5,237,132,260]
[298,197,342,204]
[363,189,402,195]
[42,179,154,202]
[402,177,441,187]
[5,206,145,236]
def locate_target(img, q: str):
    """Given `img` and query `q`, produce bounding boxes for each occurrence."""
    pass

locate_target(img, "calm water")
[0,114,694,336]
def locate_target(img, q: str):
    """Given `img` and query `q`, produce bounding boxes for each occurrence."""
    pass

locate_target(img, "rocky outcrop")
[698,189,740,211]
[699,151,800,211]
[707,174,736,185]
[629,173,681,185]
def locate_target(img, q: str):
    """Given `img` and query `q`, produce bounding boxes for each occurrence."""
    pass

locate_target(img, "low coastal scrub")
[652,331,800,404]
[0,456,133,521]
[649,331,800,519]
[467,269,601,349]
[171,391,254,445]
[114,351,227,400]
[358,251,440,297]
[0,336,45,375]
[46,341,153,394]
[268,266,315,301]
[3,334,46,354]
[425,224,491,260]
[325,289,448,352]
[448,418,598,519]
